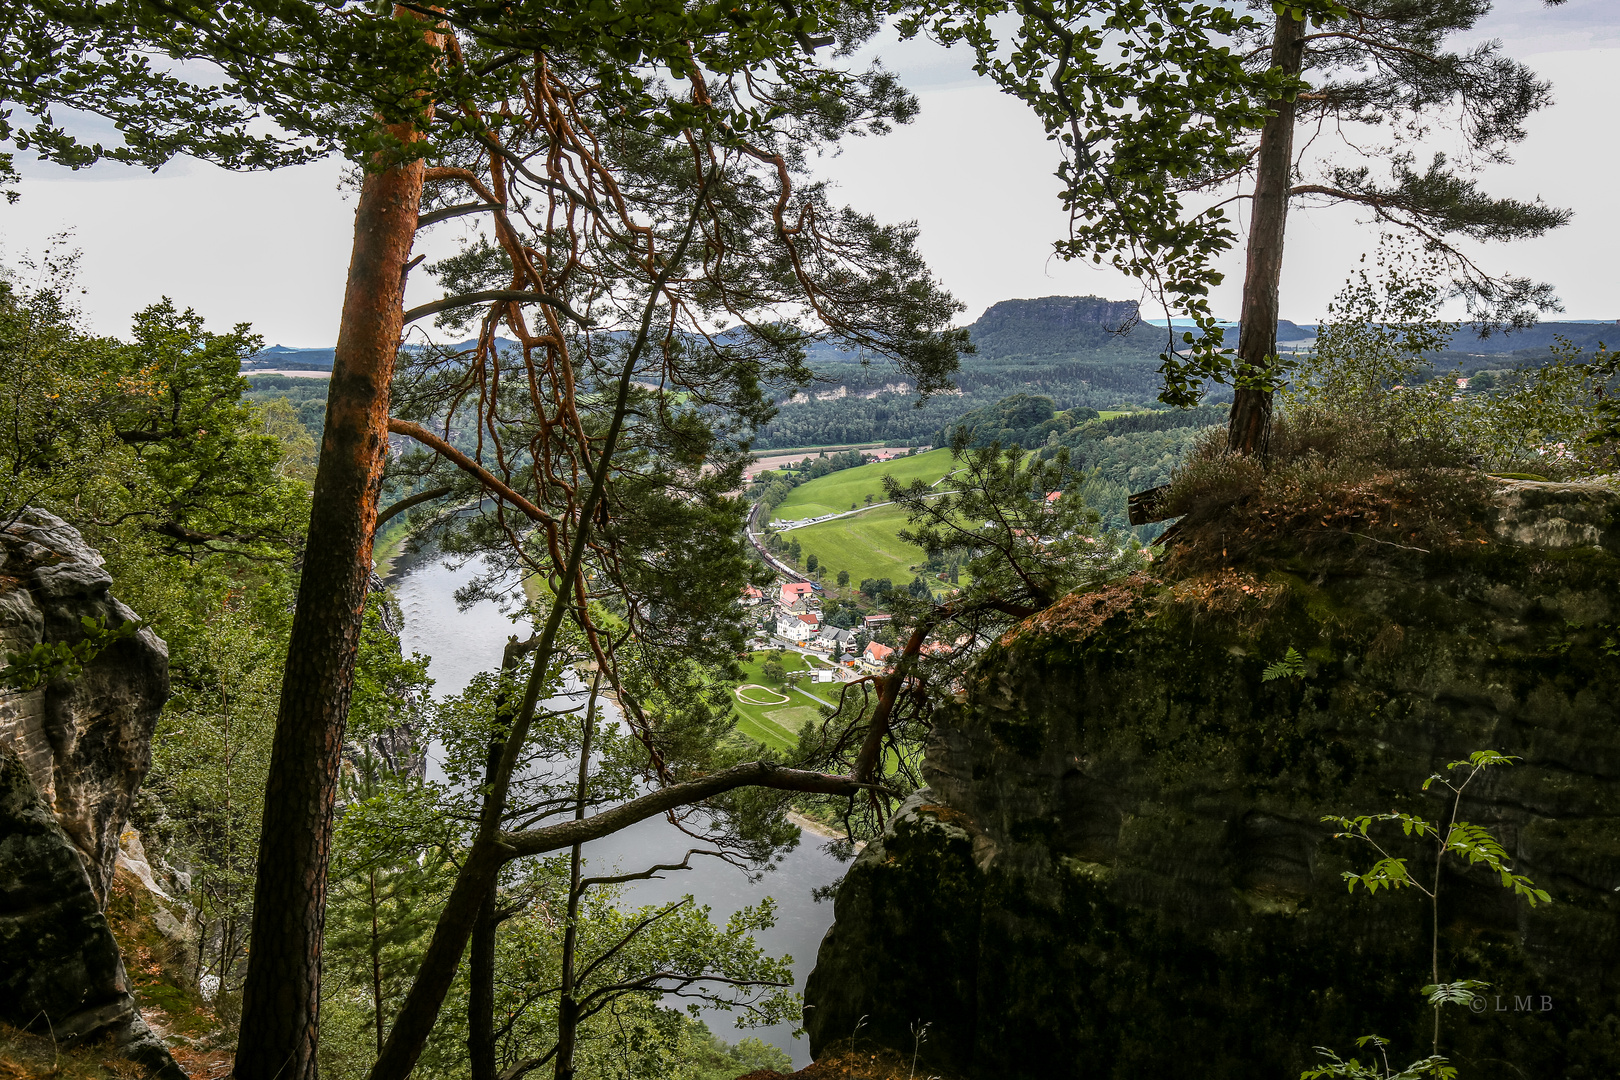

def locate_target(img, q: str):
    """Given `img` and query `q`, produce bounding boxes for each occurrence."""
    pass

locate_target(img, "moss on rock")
[805,478,1620,1079]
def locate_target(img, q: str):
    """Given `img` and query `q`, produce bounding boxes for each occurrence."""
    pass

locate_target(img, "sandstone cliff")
[0,509,171,904]
[0,510,182,1076]
[806,478,1620,1078]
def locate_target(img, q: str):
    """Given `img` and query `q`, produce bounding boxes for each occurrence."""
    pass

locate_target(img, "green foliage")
[903,0,1564,408]
[889,436,1145,616]
[0,614,143,691]
[936,392,1065,450]
[1421,981,1491,1010]
[1309,751,1552,1079]
[0,262,311,557]
[318,647,801,1077]
[1302,1036,1457,1080]
[1261,647,1306,683]
[1283,238,1617,478]
[323,758,454,1064]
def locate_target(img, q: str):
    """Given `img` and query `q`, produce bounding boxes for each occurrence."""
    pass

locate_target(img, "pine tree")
[1220,1,1569,453]
[911,0,1570,455]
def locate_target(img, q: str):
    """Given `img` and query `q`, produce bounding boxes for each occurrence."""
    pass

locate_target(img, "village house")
[862,640,894,669]
[779,581,816,607]
[862,612,891,631]
[814,625,856,655]
[776,609,819,644]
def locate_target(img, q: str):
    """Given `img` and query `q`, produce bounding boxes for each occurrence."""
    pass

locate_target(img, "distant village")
[741,579,895,676]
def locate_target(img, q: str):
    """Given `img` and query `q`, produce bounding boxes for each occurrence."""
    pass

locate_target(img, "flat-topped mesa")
[806,478,1620,1079]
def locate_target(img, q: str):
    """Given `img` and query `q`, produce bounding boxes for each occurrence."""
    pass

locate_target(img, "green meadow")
[784,504,935,589]
[768,448,960,522]
[728,650,838,751]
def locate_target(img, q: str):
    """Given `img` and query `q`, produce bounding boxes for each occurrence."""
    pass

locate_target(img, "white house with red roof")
[862,640,895,668]
[776,610,820,643]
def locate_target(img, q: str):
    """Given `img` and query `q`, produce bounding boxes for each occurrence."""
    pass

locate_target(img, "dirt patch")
[1000,573,1151,647]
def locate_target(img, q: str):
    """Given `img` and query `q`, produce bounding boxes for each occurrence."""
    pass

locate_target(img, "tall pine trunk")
[1226,10,1306,456]
[233,142,425,1080]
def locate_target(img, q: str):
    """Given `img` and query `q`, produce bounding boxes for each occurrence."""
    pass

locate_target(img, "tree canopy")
[903,0,1570,425]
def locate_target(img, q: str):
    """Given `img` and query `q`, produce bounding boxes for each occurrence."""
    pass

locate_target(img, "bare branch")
[498,762,872,858]
[374,485,453,529]
[401,290,592,329]
[387,418,556,526]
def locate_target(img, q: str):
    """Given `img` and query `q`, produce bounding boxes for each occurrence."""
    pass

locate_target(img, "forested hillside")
[913,392,1227,533]
[752,296,1173,448]
[747,298,1620,450]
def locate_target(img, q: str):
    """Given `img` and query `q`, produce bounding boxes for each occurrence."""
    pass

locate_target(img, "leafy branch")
[0,615,144,692]
[1308,750,1551,1078]
[1262,646,1307,681]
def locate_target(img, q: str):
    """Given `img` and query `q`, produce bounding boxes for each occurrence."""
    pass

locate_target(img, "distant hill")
[968,296,1148,359]
[248,344,337,370]
[243,338,522,371]
[242,301,1616,450]
[1439,322,1620,363]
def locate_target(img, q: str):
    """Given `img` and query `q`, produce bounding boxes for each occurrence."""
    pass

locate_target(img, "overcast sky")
[2,0,1614,347]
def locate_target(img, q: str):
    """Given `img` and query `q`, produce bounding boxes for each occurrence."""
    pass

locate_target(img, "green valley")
[780,504,934,589]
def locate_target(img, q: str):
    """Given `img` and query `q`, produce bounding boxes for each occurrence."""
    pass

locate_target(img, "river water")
[390,553,842,1065]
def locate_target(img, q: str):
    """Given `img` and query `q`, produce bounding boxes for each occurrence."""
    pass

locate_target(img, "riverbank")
[787,810,864,849]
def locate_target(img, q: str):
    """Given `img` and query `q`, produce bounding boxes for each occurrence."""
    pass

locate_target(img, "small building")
[863,612,892,630]
[816,625,855,654]
[863,640,895,667]
[780,582,816,606]
[776,611,819,644]
[741,585,765,605]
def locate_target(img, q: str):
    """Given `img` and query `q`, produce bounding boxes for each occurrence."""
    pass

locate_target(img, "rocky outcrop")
[0,509,170,904]
[1,742,185,1077]
[0,509,182,1075]
[806,478,1620,1078]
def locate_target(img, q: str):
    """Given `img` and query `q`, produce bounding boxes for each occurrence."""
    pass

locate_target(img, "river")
[390,551,842,1065]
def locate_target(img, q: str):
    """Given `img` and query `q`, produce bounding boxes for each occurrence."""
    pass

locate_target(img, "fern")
[1262,646,1307,681]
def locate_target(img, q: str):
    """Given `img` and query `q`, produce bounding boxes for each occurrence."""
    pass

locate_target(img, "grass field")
[728,651,837,750]
[784,503,935,588]
[768,448,960,522]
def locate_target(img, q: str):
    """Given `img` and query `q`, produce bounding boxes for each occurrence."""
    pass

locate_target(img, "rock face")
[0,510,182,1075]
[0,509,170,904]
[0,743,184,1077]
[967,296,1145,358]
[806,479,1620,1078]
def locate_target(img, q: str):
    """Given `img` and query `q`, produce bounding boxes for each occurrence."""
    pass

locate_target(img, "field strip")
[762,705,821,737]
